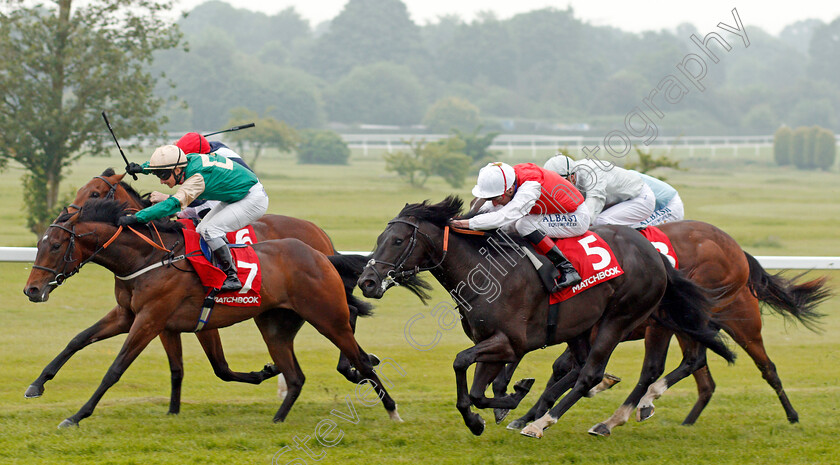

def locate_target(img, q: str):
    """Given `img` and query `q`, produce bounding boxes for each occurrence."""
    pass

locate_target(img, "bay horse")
[23,198,401,427]
[356,197,733,438]
[500,219,830,436]
[24,169,374,415]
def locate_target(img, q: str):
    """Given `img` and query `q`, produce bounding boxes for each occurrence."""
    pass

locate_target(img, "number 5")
[578,235,611,271]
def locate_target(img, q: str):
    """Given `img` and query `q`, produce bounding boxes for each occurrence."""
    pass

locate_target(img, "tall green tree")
[225,107,299,171]
[326,62,424,125]
[0,0,181,235]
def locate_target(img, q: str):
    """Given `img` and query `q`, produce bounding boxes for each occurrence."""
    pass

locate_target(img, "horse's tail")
[744,252,830,332]
[655,255,737,364]
[328,253,374,318]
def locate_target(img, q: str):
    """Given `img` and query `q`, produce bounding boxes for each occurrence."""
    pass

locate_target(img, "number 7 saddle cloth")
[177,220,262,307]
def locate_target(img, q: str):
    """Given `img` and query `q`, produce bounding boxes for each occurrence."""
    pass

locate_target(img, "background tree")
[423,97,481,133]
[297,130,351,165]
[624,147,681,177]
[773,126,793,166]
[326,62,424,125]
[813,127,837,170]
[791,126,811,169]
[225,108,299,171]
[0,0,181,235]
[449,126,500,165]
[384,138,471,188]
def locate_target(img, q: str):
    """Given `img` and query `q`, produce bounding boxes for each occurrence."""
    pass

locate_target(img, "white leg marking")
[639,378,668,409]
[277,374,288,399]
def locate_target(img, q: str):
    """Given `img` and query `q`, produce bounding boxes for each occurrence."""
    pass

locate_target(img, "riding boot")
[525,231,582,291]
[211,245,242,292]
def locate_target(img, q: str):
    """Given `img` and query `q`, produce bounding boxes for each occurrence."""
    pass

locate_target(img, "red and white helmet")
[472,162,515,199]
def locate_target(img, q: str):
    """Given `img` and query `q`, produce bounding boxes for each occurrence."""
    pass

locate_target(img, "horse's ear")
[114,173,126,182]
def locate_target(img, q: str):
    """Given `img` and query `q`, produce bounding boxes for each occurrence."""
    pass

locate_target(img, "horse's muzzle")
[357,275,384,299]
[23,284,51,302]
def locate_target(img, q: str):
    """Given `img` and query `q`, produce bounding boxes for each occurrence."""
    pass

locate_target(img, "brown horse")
[24,169,374,414]
[356,197,733,438]
[23,198,400,427]
[501,220,829,436]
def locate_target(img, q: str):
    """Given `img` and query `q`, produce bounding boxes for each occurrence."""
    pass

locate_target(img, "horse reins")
[364,218,450,289]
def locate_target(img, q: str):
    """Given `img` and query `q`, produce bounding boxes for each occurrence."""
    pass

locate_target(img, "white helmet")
[472,162,515,199]
[544,154,576,176]
[149,145,187,170]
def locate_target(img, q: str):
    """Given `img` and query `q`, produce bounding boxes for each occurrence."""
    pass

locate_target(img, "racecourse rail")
[2,247,837,270]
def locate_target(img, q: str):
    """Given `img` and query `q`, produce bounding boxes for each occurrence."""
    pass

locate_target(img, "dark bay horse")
[25,169,373,415]
[23,198,400,427]
[501,219,829,436]
[356,197,733,438]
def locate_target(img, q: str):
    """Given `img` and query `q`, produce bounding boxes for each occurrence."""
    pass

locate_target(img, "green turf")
[1,148,838,464]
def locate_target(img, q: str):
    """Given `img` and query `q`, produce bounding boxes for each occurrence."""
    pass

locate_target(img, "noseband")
[365,218,450,289]
[31,223,99,287]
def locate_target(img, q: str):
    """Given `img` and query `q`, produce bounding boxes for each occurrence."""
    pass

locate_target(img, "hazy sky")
[175,0,840,34]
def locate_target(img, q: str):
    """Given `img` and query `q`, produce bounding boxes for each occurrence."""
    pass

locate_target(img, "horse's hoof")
[494,408,510,424]
[24,384,44,398]
[603,373,621,385]
[588,423,611,437]
[520,424,543,439]
[273,416,286,423]
[637,405,655,422]
[57,419,78,429]
[368,353,381,366]
[167,411,179,416]
[506,419,526,430]
[513,378,535,397]
[263,363,280,377]
[468,415,486,436]
[388,408,403,422]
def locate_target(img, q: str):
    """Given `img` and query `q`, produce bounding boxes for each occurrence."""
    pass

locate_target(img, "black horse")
[357,197,734,438]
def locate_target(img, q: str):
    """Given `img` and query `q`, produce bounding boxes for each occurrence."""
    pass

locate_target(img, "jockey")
[632,171,685,227]
[122,145,268,292]
[450,162,590,290]
[164,132,254,220]
[544,154,655,228]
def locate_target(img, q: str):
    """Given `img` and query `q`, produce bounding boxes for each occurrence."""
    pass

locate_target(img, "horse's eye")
[394,238,404,246]
[51,242,61,251]
[90,192,100,198]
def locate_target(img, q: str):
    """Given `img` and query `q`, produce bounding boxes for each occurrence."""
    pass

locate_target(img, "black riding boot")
[525,231,582,291]
[212,245,242,292]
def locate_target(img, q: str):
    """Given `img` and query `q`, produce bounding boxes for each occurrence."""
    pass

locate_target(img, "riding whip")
[203,123,255,138]
[101,111,137,181]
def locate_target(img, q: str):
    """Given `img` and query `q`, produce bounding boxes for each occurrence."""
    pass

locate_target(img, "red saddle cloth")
[637,225,679,269]
[548,231,625,304]
[178,220,262,307]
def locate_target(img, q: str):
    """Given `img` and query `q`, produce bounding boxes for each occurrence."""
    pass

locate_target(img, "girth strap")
[544,302,561,348]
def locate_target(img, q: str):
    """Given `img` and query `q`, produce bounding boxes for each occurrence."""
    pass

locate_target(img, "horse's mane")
[78,198,184,233]
[398,195,464,226]
[100,168,153,208]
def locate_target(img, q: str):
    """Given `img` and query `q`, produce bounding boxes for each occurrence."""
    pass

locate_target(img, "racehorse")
[24,169,374,415]
[356,197,733,438]
[500,219,830,436]
[23,198,401,427]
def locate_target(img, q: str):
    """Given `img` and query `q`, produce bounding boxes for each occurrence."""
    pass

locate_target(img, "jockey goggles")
[152,169,173,180]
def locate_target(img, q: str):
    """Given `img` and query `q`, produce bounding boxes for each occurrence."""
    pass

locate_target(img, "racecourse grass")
[0,148,838,464]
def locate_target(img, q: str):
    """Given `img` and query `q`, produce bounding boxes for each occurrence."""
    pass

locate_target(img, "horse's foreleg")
[453,333,517,436]
[521,331,621,439]
[492,358,522,424]
[253,312,306,423]
[195,329,279,385]
[470,362,535,411]
[589,325,672,437]
[506,341,588,431]
[59,315,163,428]
[158,330,184,415]
[683,365,716,425]
[26,305,133,399]
[636,338,708,423]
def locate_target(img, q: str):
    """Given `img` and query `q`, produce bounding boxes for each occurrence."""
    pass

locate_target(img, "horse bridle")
[364,218,449,290]
[67,176,119,213]
[31,223,100,287]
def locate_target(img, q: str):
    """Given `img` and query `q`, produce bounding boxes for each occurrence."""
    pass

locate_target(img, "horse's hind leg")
[723,290,799,423]
[636,337,709,423]
[253,311,306,423]
[683,365,716,425]
[25,305,133,398]
[492,359,521,424]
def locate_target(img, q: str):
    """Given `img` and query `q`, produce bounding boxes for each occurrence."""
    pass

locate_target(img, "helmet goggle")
[153,169,173,180]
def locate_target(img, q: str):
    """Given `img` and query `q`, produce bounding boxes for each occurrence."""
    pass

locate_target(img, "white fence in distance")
[3,247,838,270]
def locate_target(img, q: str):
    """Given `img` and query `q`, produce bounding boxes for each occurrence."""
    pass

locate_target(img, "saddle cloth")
[547,231,624,304]
[178,220,262,307]
[637,225,679,269]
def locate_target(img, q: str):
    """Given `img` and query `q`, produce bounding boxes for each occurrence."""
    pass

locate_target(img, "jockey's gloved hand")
[117,215,140,227]
[126,162,144,175]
